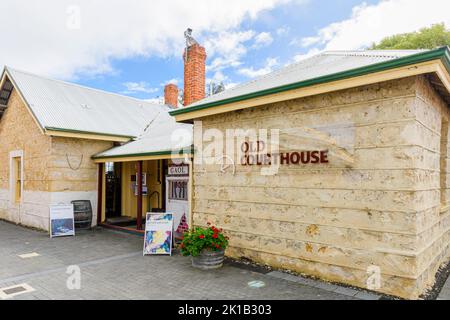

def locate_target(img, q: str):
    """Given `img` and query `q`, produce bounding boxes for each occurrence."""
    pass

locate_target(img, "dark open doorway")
[105,162,122,219]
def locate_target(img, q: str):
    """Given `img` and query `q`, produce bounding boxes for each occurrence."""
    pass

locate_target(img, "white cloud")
[122,81,158,94]
[0,0,290,79]
[238,57,279,78]
[253,32,274,48]
[205,30,256,73]
[299,0,450,51]
[276,26,290,36]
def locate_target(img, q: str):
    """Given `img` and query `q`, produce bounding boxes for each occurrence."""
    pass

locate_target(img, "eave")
[170,47,450,122]
[44,127,134,142]
[92,149,194,163]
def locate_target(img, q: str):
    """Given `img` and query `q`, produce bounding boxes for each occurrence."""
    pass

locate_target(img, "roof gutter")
[92,147,194,162]
[45,127,135,142]
[170,46,450,118]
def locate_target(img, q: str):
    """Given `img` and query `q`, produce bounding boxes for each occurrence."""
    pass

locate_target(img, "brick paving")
[0,220,363,300]
[438,274,450,300]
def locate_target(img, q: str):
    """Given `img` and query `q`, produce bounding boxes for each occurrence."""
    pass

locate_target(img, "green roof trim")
[92,147,194,160]
[45,127,136,139]
[170,46,450,118]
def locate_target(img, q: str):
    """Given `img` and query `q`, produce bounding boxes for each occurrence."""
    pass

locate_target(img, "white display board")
[49,204,75,238]
[143,213,173,256]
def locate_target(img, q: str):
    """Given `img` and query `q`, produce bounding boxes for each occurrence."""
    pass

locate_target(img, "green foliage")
[371,23,450,50]
[180,223,229,257]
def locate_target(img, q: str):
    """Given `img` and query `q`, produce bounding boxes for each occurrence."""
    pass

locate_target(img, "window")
[440,118,449,207]
[169,180,188,201]
[11,155,22,203]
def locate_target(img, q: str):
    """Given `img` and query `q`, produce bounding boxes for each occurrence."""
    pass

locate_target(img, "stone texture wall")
[0,89,52,230]
[192,75,450,299]
[48,136,113,226]
[0,87,113,230]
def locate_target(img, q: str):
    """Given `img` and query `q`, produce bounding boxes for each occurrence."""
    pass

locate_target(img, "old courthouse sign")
[240,141,329,166]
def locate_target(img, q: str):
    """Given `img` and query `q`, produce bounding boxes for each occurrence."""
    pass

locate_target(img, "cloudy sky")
[0,0,448,102]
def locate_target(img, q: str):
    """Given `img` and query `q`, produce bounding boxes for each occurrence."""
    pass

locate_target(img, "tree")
[370,23,450,50]
[207,81,225,97]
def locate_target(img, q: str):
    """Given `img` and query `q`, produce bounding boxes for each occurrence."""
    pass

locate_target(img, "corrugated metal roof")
[186,50,426,108]
[93,109,192,158]
[4,67,169,138]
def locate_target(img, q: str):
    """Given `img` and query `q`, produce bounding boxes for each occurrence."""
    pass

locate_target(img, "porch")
[94,153,193,237]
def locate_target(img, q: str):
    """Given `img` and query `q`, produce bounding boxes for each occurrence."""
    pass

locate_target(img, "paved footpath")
[0,220,379,300]
[438,273,450,300]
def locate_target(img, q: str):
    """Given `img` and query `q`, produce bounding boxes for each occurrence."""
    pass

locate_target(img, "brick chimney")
[164,83,179,108]
[183,43,207,106]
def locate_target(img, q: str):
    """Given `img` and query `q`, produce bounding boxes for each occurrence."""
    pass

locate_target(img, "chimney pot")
[164,83,179,108]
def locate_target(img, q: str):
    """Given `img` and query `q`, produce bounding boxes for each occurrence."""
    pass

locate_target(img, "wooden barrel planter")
[192,249,225,270]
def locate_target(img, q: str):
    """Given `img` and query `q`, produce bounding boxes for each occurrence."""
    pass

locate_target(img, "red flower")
[215,244,220,249]
[212,233,218,239]
[180,243,184,248]
[199,234,205,239]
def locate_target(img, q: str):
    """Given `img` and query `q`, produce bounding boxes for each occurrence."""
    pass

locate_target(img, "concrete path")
[0,220,372,300]
[438,273,450,300]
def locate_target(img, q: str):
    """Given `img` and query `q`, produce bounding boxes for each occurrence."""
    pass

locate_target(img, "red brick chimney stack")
[183,43,207,106]
[164,83,179,108]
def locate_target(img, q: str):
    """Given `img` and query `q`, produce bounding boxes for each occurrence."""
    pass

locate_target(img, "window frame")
[9,150,23,204]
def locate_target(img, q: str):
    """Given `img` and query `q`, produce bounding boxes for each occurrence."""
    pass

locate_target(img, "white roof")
[3,67,170,138]
[93,110,193,158]
[1,66,193,158]
[187,50,426,108]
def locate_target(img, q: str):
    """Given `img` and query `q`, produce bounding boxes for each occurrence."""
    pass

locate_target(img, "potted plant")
[180,222,229,270]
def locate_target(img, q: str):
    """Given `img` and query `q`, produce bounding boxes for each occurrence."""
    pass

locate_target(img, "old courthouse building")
[171,46,450,299]
[0,34,204,236]
[0,27,449,299]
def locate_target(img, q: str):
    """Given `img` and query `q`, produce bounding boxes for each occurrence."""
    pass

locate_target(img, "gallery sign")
[240,141,329,166]
[143,213,173,256]
[49,204,75,238]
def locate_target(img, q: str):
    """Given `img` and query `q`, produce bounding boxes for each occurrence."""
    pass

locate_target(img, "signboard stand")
[143,213,173,256]
[49,204,75,238]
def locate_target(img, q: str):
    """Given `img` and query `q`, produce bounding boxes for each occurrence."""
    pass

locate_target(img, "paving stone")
[354,291,381,300]
[333,286,360,297]
[313,282,339,292]
[0,221,359,300]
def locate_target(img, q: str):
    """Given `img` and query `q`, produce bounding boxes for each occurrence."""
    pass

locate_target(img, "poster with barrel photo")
[49,205,75,238]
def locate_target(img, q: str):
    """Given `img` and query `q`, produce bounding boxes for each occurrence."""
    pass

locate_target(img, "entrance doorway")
[100,159,191,236]
[105,162,121,219]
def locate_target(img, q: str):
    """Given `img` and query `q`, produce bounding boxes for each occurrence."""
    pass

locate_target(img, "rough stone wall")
[192,76,450,299]
[412,75,450,298]
[0,89,52,230]
[48,137,113,226]
[0,87,114,231]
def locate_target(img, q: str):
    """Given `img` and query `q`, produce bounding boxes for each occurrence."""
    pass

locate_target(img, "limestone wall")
[48,137,113,226]
[411,76,450,298]
[0,87,114,230]
[0,89,52,230]
[192,76,450,299]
